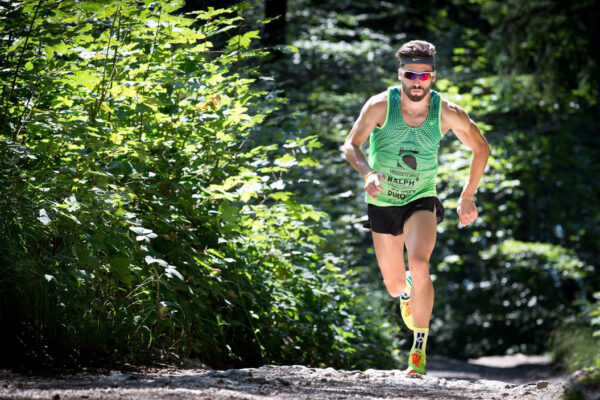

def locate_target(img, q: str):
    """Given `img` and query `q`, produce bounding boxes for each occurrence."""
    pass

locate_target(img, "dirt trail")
[0,354,566,399]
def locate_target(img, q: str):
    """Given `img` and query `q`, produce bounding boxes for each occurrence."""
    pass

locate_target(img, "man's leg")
[403,207,437,374]
[371,232,407,298]
[403,207,437,327]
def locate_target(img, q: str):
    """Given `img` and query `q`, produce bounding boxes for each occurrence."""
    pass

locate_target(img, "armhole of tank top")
[437,93,443,138]
[374,87,393,132]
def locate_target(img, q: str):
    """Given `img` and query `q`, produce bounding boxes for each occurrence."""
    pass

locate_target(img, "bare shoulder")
[441,98,469,122]
[440,98,470,134]
[346,90,388,146]
[362,90,388,126]
[368,90,388,105]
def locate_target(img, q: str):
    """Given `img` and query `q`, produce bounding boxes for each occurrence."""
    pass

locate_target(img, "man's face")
[398,63,435,102]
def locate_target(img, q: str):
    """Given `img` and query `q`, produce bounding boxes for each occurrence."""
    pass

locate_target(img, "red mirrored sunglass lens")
[403,71,432,81]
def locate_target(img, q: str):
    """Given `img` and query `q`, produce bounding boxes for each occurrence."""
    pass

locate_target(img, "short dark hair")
[396,40,436,70]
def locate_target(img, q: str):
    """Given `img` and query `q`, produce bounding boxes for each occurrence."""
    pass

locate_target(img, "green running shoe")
[406,349,426,375]
[399,272,413,330]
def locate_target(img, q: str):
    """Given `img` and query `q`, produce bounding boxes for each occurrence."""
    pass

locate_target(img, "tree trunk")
[594,0,600,123]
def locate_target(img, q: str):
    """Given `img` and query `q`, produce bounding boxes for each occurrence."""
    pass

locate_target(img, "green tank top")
[366,87,443,206]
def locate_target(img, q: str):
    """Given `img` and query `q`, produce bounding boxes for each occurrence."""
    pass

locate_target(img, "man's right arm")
[343,94,386,199]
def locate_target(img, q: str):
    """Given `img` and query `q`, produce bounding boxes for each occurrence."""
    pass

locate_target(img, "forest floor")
[0,354,567,399]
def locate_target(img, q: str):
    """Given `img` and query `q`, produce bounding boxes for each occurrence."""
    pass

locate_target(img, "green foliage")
[475,0,598,112]
[562,366,600,400]
[433,238,590,357]
[552,290,600,375]
[552,324,600,373]
[0,0,398,369]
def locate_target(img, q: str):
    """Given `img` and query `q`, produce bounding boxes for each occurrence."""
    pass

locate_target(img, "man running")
[343,40,489,375]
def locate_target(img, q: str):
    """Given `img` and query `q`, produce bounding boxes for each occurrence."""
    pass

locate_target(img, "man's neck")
[400,88,431,113]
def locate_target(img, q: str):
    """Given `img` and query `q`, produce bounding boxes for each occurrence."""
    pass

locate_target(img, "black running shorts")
[362,196,445,236]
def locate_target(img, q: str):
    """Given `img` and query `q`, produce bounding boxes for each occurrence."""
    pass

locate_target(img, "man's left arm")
[444,104,490,227]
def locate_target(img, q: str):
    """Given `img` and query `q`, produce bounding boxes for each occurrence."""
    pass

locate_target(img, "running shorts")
[363,196,445,236]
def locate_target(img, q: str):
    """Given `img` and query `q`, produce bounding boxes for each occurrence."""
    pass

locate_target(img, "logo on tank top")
[397,148,419,170]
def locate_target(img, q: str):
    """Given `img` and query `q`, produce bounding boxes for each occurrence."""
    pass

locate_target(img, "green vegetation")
[1,0,599,375]
[0,0,398,369]
[552,324,600,373]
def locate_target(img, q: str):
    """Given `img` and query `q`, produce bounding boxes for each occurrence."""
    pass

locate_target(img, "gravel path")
[0,354,566,399]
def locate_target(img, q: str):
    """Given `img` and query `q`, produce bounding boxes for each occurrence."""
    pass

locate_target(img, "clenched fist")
[364,171,385,199]
[457,196,478,227]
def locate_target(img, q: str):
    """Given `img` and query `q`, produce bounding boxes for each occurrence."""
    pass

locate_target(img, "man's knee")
[383,277,406,297]
[408,256,432,284]
[409,256,430,270]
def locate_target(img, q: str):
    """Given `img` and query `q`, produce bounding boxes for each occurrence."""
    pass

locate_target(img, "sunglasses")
[399,69,434,81]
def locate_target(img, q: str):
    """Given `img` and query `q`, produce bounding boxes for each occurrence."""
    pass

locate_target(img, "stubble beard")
[402,81,431,102]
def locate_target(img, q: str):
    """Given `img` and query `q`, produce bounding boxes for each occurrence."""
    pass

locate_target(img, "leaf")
[273,44,299,54]
[274,153,297,168]
[220,201,239,223]
[165,265,185,280]
[72,46,97,60]
[45,46,54,60]
[304,210,322,221]
[130,226,153,235]
[206,73,223,86]
[110,84,137,98]
[162,1,185,13]
[38,209,51,225]
[193,6,233,20]
[75,247,93,266]
[110,257,134,287]
[131,227,158,242]
[298,157,320,167]
[51,96,74,108]
[50,42,70,55]
[269,192,292,201]
[70,71,100,90]
[95,3,118,18]
[227,30,260,49]
[216,131,235,143]
[145,256,168,267]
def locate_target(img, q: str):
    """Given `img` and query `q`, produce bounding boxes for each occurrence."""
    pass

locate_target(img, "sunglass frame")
[399,69,434,81]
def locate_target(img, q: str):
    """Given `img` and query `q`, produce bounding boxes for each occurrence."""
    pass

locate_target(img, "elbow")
[342,141,355,158]
[476,138,490,159]
[482,140,490,158]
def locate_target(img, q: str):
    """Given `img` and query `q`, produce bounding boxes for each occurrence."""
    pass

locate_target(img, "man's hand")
[364,172,385,199]
[457,196,478,227]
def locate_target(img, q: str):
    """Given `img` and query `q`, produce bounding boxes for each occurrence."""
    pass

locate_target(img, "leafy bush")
[552,325,600,373]
[551,290,600,374]
[431,239,591,358]
[562,366,600,400]
[0,0,398,369]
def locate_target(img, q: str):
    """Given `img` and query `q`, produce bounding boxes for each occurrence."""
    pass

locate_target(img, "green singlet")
[366,87,443,207]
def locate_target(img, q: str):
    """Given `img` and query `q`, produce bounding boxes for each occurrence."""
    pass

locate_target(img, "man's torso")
[365,87,445,207]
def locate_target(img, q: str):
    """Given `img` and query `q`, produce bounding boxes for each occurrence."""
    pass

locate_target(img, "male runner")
[343,40,489,375]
